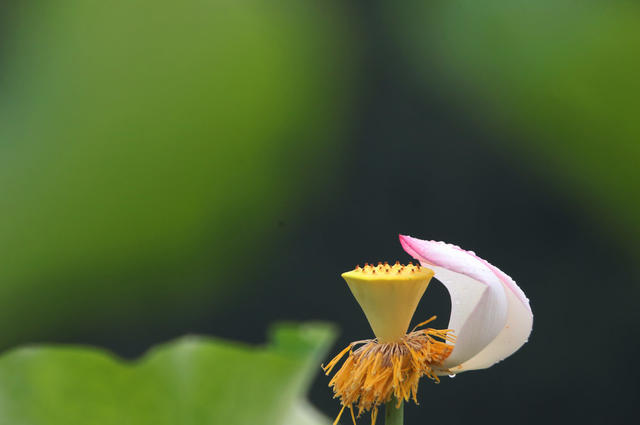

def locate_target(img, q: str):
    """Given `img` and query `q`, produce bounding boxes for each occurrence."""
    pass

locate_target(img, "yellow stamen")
[333,405,346,425]
[325,319,454,423]
[411,315,437,332]
[350,405,357,425]
[322,344,352,375]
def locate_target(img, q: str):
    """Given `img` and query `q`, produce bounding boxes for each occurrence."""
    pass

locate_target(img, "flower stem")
[384,398,403,425]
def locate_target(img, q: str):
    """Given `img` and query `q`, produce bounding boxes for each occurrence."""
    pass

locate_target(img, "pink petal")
[399,235,533,372]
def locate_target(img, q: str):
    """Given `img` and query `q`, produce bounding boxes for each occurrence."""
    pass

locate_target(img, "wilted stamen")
[323,320,455,422]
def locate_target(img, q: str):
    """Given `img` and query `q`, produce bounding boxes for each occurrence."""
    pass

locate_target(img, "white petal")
[399,235,532,372]
[449,276,533,372]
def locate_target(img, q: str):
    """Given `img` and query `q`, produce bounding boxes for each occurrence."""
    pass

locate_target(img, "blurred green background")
[0,0,638,424]
[0,0,355,346]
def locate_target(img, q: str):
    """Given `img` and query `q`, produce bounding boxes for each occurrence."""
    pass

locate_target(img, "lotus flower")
[399,235,533,374]
[322,236,533,425]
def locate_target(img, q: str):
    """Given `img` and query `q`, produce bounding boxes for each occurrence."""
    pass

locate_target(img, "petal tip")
[398,234,421,261]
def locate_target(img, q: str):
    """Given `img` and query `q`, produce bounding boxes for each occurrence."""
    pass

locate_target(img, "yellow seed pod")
[341,262,434,343]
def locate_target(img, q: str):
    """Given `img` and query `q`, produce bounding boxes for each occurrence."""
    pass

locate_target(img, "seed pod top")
[341,262,434,343]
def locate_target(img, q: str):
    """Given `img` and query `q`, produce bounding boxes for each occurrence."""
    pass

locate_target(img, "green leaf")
[0,322,335,425]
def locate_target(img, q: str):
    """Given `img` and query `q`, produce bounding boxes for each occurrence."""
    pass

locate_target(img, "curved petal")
[449,277,533,372]
[455,259,532,371]
[399,236,508,367]
[399,235,532,372]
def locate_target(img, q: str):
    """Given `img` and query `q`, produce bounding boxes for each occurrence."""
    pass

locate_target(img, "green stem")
[384,398,403,425]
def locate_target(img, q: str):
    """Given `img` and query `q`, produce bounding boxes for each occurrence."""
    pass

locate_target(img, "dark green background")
[1,0,638,424]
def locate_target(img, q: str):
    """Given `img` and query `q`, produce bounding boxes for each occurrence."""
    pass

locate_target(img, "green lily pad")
[0,322,335,425]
